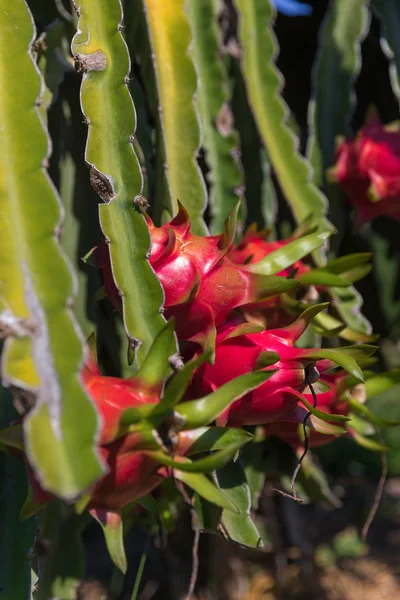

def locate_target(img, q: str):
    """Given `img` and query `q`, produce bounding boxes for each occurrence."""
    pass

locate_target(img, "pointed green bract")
[309,415,347,436]
[145,444,245,473]
[300,396,350,423]
[174,471,238,512]
[349,430,390,453]
[247,229,334,276]
[183,427,253,456]
[72,0,168,368]
[0,0,103,498]
[296,271,350,288]
[216,461,263,548]
[301,345,377,382]
[160,353,211,409]
[178,371,276,429]
[91,509,127,574]
[187,0,244,233]
[141,0,208,234]
[136,320,177,388]
[344,392,400,429]
[364,369,400,398]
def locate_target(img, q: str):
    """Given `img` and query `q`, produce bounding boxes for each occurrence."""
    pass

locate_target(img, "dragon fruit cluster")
[4,204,376,523]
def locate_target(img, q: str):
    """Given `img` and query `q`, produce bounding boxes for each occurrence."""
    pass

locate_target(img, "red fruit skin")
[81,359,160,446]
[190,323,332,427]
[96,206,284,345]
[20,353,214,513]
[333,112,400,224]
[89,436,163,511]
[18,358,167,512]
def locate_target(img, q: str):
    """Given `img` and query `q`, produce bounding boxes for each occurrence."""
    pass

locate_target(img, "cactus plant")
[1,0,400,598]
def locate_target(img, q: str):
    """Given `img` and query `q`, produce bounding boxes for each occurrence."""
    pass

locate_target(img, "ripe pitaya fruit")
[228,224,372,332]
[228,225,315,328]
[189,305,375,427]
[329,110,400,224]
[92,204,328,351]
[264,372,359,449]
[1,321,271,517]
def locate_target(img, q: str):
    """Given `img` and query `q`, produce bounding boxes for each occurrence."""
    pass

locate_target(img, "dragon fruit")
[228,225,315,328]
[94,203,300,350]
[264,372,360,449]
[189,306,373,427]
[229,225,311,278]
[329,110,400,224]
[2,322,268,518]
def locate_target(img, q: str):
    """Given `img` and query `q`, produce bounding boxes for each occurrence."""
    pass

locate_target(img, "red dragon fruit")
[17,350,165,513]
[228,225,318,329]
[329,110,400,224]
[264,372,362,449]
[94,204,299,350]
[229,225,311,278]
[5,323,264,517]
[189,306,372,427]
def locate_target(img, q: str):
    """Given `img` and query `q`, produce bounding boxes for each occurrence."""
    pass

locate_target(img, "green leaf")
[297,255,372,287]
[187,0,244,233]
[296,271,350,288]
[349,430,390,453]
[91,509,127,574]
[344,391,400,429]
[323,253,372,274]
[182,427,253,456]
[145,444,245,473]
[193,493,221,531]
[241,439,266,509]
[141,0,208,233]
[300,345,377,382]
[160,352,211,410]
[136,319,177,388]
[247,229,334,276]
[177,371,276,429]
[328,285,373,337]
[281,295,377,343]
[365,369,400,398]
[300,396,350,423]
[216,461,263,548]
[174,470,238,512]
[309,415,347,436]
[0,0,103,498]
[273,302,330,342]
[72,0,168,367]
